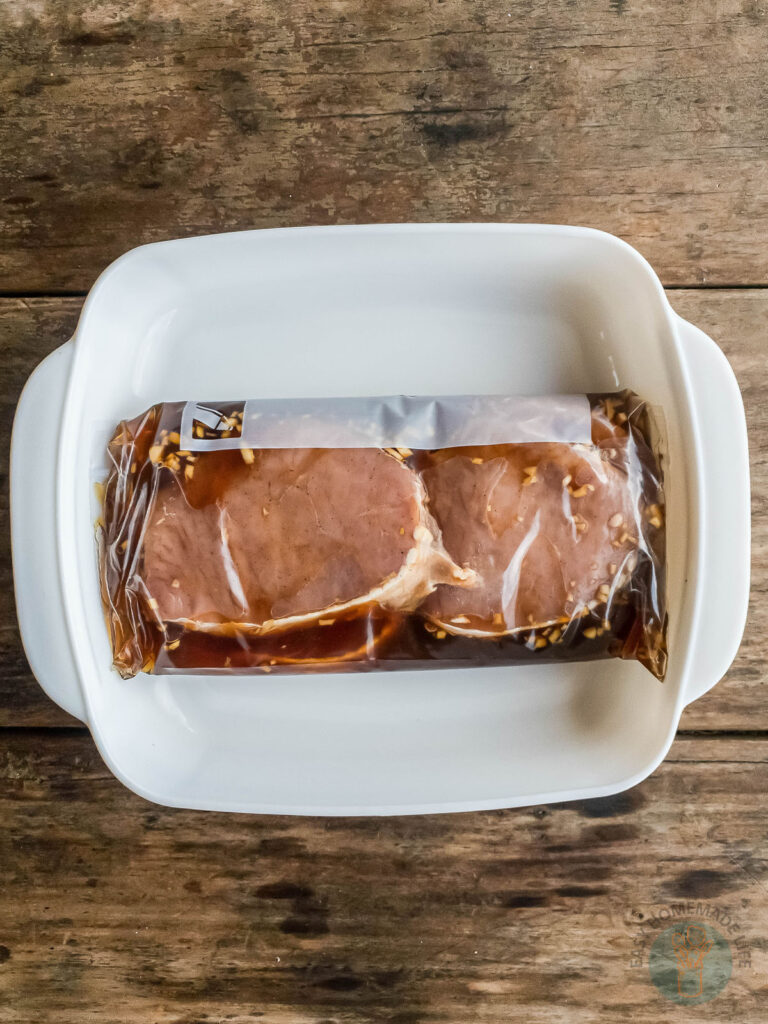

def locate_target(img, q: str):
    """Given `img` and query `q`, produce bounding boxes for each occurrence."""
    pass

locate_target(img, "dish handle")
[674,315,750,705]
[11,342,87,722]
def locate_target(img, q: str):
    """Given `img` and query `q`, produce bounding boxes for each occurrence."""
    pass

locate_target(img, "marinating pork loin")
[100,394,666,678]
[140,447,473,637]
[420,405,662,638]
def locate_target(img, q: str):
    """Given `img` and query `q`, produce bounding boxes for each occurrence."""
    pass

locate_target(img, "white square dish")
[11,225,749,814]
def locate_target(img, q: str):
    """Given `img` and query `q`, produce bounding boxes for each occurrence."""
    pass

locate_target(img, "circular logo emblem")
[648,921,732,1004]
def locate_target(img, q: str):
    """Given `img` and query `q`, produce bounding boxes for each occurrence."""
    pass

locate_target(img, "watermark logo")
[629,903,750,1005]
[648,921,731,1004]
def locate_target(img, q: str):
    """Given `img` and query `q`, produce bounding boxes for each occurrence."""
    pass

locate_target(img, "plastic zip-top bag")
[98,391,667,679]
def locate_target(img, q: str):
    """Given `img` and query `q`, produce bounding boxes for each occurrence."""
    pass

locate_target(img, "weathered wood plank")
[0,732,765,1023]
[2,0,768,291]
[671,290,767,730]
[0,298,81,727]
[0,291,764,728]
[666,734,768,762]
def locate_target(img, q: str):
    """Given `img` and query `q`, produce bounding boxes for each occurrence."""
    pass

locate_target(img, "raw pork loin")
[420,405,659,638]
[140,447,472,636]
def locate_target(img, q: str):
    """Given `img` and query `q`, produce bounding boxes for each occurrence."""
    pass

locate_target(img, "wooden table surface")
[1,2,766,1021]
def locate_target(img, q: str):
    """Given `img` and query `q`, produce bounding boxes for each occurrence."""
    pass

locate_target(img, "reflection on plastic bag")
[99,391,667,679]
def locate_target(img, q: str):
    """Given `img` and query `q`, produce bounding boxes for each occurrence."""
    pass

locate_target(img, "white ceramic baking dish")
[11,225,749,815]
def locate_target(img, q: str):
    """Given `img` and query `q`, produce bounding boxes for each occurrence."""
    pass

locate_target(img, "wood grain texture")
[2,4,766,1020]
[2,0,768,291]
[0,290,764,728]
[0,298,81,727]
[0,731,765,1023]
[672,290,767,730]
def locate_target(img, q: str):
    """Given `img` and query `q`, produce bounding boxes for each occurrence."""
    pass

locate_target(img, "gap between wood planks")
[1,727,766,738]
[1,286,768,300]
